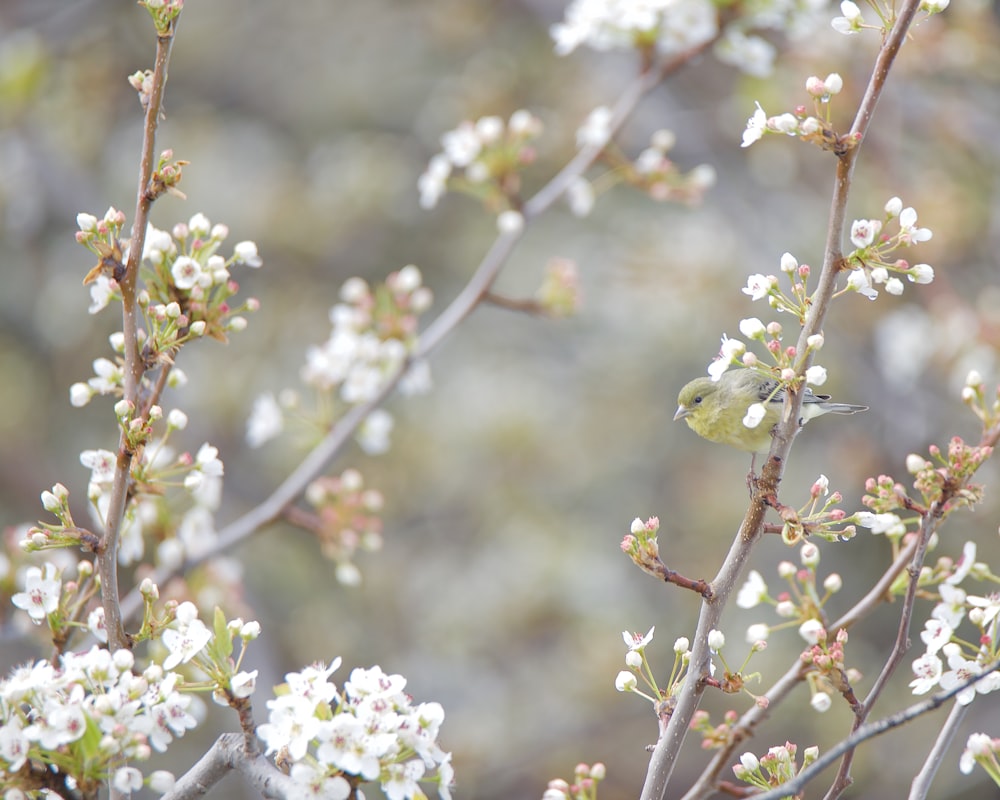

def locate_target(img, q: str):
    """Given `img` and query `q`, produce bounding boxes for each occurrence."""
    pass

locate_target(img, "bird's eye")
[694,396,703,405]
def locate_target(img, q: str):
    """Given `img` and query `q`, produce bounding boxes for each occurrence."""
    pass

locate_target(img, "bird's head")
[674,377,718,422]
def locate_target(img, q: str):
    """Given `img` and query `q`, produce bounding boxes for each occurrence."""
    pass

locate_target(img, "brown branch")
[98,19,177,654]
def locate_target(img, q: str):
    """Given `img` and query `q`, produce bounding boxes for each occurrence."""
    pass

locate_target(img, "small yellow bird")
[674,370,867,453]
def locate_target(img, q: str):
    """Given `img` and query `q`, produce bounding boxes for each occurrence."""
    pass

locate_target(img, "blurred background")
[1,0,1000,798]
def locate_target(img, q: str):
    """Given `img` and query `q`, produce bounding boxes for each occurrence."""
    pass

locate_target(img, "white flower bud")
[746,623,770,643]
[811,691,832,712]
[799,619,826,644]
[805,76,825,96]
[70,382,93,407]
[41,490,62,513]
[497,210,524,234]
[739,318,766,338]
[776,600,797,618]
[77,212,98,232]
[885,277,904,295]
[615,671,637,692]
[824,73,844,94]
[740,752,760,772]
[805,365,827,386]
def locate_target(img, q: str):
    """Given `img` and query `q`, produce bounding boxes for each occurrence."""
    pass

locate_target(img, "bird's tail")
[825,403,868,415]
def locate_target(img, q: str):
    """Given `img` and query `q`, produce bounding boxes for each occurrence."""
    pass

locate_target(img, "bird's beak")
[673,405,691,421]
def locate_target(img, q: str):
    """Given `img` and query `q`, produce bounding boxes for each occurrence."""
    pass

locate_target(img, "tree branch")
[159,733,295,800]
[640,4,924,797]
[747,665,999,800]
[99,18,177,655]
[907,700,969,800]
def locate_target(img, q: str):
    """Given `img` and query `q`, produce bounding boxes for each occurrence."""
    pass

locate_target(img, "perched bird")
[674,370,867,453]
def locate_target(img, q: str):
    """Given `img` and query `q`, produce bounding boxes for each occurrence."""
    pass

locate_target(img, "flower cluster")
[418,110,543,212]
[962,370,1000,429]
[705,252,832,401]
[0,595,260,797]
[831,0,949,37]
[257,661,453,800]
[772,475,856,544]
[139,0,183,35]
[799,627,858,714]
[0,645,195,797]
[732,742,819,792]
[27,431,225,569]
[620,516,663,579]
[572,120,716,213]
[959,733,1000,783]
[551,0,718,60]
[542,762,607,800]
[857,438,991,543]
[690,708,741,750]
[614,625,674,703]
[736,541,848,651]
[907,541,1000,706]
[551,0,827,77]
[838,198,934,301]
[742,74,855,152]
[536,258,583,316]
[249,266,433,455]
[294,468,385,585]
[850,375,1000,536]
[79,210,261,336]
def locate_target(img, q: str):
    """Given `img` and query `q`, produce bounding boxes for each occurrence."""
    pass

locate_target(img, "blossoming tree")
[2,0,999,799]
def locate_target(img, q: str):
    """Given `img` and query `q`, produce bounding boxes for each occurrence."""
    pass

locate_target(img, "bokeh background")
[2,0,1000,798]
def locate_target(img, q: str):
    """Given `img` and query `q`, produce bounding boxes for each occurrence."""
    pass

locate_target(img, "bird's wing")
[761,379,833,405]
